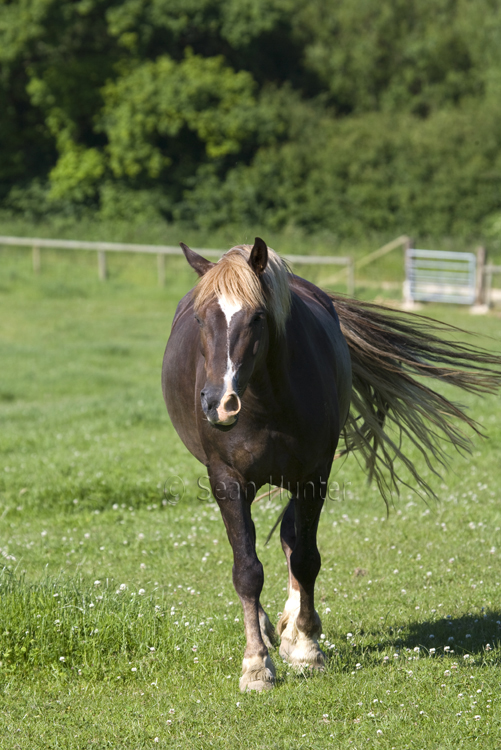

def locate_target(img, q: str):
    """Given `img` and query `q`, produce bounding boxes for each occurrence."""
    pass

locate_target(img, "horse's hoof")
[279,635,325,670]
[239,654,276,692]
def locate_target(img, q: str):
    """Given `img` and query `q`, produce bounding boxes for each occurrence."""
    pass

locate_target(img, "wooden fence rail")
[318,235,411,288]
[0,235,355,295]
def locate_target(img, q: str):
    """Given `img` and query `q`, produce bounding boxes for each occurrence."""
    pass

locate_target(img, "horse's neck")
[249,317,292,405]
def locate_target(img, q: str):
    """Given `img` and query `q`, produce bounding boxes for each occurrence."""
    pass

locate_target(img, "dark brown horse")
[162,238,500,691]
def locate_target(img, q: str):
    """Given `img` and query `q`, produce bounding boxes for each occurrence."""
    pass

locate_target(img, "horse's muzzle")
[201,387,241,427]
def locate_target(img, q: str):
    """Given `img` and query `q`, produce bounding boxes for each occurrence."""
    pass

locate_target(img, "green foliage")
[1,0,501,236]
[294,0,495,116]
[100,52,267,178]
[182,101,501,237]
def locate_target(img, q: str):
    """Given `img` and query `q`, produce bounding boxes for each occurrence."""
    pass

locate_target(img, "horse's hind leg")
[259,604,278,649]
[210,468,275,691]
[277,486,325,669]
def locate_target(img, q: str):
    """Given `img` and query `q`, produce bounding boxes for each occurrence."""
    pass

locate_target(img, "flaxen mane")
[193,245,292,334]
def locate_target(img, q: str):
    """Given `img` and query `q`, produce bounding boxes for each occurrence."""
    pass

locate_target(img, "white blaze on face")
[217,296,242,418]
[218,295,242,326]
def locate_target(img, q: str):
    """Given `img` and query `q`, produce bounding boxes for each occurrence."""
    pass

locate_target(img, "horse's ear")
[248,237,268,276]
[180,243,215,277]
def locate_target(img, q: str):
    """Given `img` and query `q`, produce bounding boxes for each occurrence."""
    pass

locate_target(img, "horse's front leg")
[210,466,275,691]
[277,479,325,669]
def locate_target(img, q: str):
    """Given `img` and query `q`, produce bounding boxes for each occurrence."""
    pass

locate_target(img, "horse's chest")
[214,409,337,485]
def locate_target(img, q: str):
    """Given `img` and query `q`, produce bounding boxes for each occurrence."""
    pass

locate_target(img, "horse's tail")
[329,294,501,503]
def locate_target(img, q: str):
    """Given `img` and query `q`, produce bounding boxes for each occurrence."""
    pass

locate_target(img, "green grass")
[1,231,501,748]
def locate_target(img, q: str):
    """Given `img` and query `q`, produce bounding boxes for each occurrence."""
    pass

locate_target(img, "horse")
[162,238,501,692]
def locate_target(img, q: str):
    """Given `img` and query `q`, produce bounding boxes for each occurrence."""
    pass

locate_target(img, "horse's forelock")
[193,245,291,333]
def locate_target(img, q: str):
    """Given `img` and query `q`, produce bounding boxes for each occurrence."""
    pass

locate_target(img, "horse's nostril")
[201,389,219,413]
[224,394,240,413]
[220,392,241,417]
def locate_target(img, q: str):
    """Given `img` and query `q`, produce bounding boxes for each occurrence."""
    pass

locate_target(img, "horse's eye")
[194,314,202,325]
[251,312,264,325]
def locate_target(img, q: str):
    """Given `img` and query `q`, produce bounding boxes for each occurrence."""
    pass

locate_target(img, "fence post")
[157,253,165,287]
[32,245,41,274]
[403,237,413,305]
[98,250,107,281]
[484,266,493,308]
[475,246,486,305]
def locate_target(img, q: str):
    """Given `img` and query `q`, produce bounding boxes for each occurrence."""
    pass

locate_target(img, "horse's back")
[289,276,352,428]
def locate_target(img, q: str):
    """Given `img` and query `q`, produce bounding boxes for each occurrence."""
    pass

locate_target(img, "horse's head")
[182,238,272,429]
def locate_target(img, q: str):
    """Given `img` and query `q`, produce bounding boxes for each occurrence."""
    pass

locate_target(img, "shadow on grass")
[400,611,501,660]
[322,610,501,672]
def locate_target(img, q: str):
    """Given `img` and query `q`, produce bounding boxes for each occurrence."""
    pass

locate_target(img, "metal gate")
[404,248,477,305]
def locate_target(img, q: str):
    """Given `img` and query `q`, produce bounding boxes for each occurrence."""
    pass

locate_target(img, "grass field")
[1,232,501,749]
